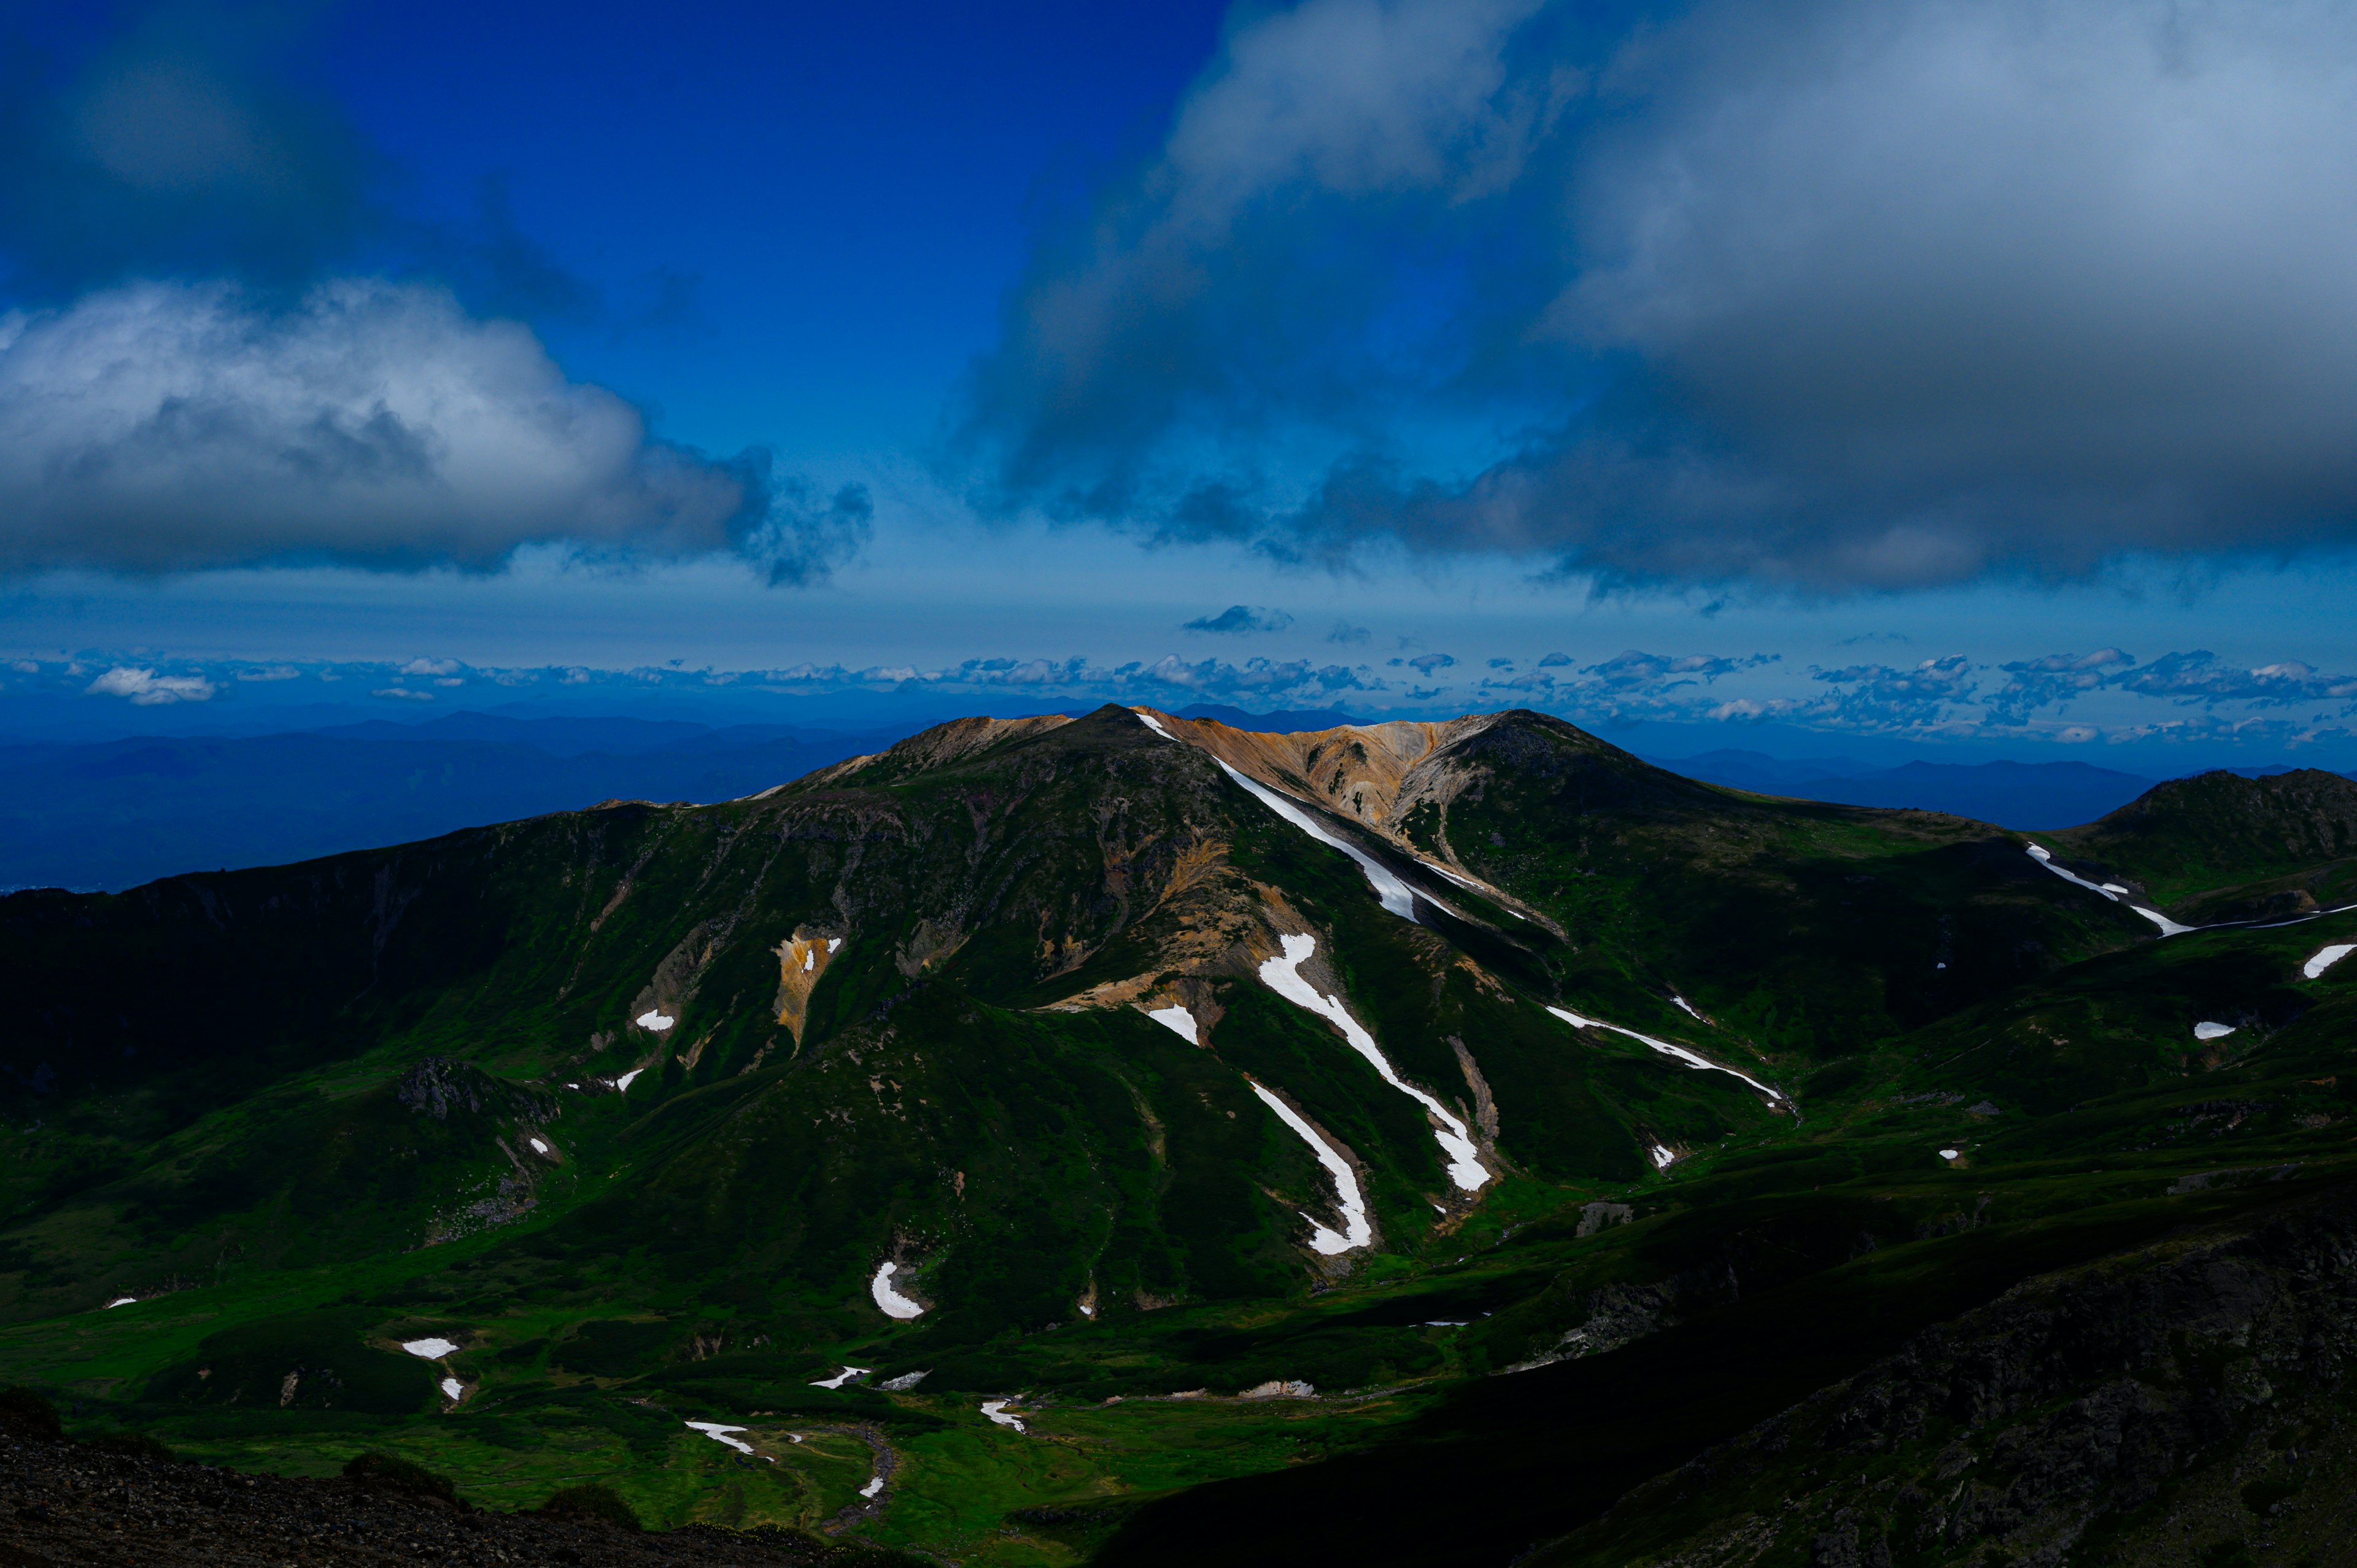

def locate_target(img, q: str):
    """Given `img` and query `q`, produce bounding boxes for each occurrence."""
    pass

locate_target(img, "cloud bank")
[0,280,762,573]
[0,11,843,582]
[957,0,2357,589]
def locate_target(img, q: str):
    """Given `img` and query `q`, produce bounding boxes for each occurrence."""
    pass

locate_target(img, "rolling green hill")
[4,706,2353,1566]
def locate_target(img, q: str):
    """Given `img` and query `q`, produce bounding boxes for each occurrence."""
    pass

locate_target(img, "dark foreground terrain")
[0,1407,919,1567]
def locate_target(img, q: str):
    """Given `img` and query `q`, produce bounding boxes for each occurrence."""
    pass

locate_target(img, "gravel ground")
[0,1424,910,1567]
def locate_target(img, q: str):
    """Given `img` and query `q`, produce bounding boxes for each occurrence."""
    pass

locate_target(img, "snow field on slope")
[635,1009,675,1030]
[1145,1003,1200,1044]
[2305,943,2355,979]
[1260,933,1487,1190]
[1544,1005,1785,1105]
[400,1337,459,1360]
[871,1262,925,1319]
[810,1365,869,1389]
[981,1400,1027,1432]
[1247,1081,1372,1254]
[2194,1021,2237,1040]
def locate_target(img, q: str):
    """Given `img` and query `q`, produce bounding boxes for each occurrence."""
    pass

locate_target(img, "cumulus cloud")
[1983,648,2136,725]
[1185,604,1294,634]
[956,0,2357,589]
[0,279,764,573]
[87,665,214,705]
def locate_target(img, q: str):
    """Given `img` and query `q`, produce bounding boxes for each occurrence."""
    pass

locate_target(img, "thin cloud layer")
[957,0,2357,589]
[1185,604,1295,635]
[0,279,761,573]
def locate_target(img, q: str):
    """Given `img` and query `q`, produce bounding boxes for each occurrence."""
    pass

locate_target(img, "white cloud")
[0,279,756,574]
[87,666,215,705]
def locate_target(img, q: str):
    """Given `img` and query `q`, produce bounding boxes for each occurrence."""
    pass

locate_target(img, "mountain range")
[2,705,2355,1566]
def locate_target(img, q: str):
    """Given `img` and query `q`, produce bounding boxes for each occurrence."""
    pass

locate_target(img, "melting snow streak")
[981,1400,1027,1432]
[1546,1006,1786,1105]
[2024,845,2194,936]
[871,1262,925,1319]
[686,1421,754,1454]
[2305,943,2355,980]
[1248,1082,1372,1254]
[810,1366,869,1389]
[612,1068,645,1093]
[1134,708,1430,921]
[1260,933,1487,1189]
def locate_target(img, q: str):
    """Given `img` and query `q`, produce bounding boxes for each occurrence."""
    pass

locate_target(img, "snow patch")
[878,1370,929,1391]
[635,1009,675,1031]
[103,1296,137,1309]
[528,1137,549,1154]
[2024,844,2194,936]
[871,1261,925,1319]
[2304,943,2355,980]
[613,1068,645,1093]
[686,1421,754,1454]
[1260,933,1487,1189]
[1217,759,1420,921]
[802,949,814,972]
[1134,710,1178,743]
[1671,995,1702,1020]
[1248,1081,1373,1254]
[1545,1006,1785,1105]
[400,1338,459,1360]
[827,938,843,952]
[1650,1145,1674,1170]
[981,1399,1027,1432]
[1144,1003,1200,1044]
[810,1365,869,1389]
[1939,1148,1960,1161]
[441,1378,464,1402]
[1078,1302,1095,1316]
[860,1477,884,1499]
[2193,1021,2237,1041]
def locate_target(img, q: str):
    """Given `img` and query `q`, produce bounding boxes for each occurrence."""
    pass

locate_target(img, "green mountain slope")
[1,705,2353,1564]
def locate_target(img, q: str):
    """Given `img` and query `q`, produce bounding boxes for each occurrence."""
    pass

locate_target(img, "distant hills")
[1646,746,2324,829]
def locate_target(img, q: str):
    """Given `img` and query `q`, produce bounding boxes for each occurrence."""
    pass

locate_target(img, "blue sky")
[7,0,2357,765]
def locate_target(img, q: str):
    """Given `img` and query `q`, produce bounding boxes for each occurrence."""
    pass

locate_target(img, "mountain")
[1,707,2352,1566]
